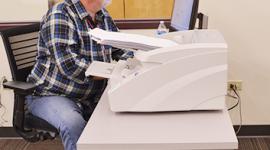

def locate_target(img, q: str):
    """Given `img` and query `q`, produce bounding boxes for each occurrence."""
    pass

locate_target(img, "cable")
[227,96,239,111]
[227,92,238,99]
[226,85,242,135]
[226,90,239,110]
[232,87,242,135]
[0,76,8,127]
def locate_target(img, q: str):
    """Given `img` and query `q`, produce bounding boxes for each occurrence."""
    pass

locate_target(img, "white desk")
[77,88,238,150]
[120,29,157,37]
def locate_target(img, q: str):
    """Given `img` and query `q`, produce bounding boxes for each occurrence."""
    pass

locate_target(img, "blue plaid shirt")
[27,0,123,101]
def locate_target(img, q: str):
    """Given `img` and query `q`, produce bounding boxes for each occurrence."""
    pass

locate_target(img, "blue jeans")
[25,80,106,150]
[26,95,87,150]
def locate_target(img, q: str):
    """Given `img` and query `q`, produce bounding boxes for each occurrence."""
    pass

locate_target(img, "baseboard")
[1,125,270,138]
[0,127,18,137]
[0,19,171,31]
[234,125,270,136]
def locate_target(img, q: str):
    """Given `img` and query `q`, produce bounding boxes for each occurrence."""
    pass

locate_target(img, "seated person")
[26,0,130,149]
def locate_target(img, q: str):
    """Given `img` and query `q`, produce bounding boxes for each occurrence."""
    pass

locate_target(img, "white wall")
[0,0,48,127]
[0,36,14,127]
[0,0,48,22]
[200,0,270,125]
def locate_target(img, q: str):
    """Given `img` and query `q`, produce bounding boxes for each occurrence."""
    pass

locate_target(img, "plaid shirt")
[27,0,123,101]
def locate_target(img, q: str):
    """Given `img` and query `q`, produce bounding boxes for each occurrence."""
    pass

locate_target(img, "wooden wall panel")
[48,0,174,20]
[124,0,174,19]
[106,0,125,19]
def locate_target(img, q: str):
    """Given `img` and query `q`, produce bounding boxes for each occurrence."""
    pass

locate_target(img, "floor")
[0,137,270,150]
[0,138,64,150]
[238,137,270,150]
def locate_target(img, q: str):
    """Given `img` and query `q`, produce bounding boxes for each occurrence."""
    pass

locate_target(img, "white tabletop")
[120,29,158,37]
[77,87,238,150]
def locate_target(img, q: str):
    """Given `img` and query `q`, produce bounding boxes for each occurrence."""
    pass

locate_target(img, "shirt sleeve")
[40,12,89,83]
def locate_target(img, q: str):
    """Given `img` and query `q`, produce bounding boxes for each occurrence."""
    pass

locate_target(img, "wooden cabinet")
[124,0,174,19]
[106,0,125,19]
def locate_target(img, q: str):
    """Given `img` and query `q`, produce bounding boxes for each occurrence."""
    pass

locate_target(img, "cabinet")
[124,0,174,19]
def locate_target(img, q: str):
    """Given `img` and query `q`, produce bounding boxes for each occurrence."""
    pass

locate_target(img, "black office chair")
[0,23,58,142]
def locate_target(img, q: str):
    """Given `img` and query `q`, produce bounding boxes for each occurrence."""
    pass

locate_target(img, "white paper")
[88,28,179,51]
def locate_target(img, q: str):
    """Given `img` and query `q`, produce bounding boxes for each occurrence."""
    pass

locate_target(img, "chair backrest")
[0,23,40,82]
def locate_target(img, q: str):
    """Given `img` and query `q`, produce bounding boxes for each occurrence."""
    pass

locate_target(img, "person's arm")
[41,12,89,83]
[104,12,134,61]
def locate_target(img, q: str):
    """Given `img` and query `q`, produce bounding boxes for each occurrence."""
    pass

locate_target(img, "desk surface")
[121,29,157,37]
[77,88,238,150]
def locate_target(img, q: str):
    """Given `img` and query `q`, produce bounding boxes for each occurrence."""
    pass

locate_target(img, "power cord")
[227,92,239,111]
[0,76,8,127]
[226,85,242,135]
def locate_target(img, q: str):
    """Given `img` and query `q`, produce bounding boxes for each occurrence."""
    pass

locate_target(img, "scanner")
[88,30,228,112]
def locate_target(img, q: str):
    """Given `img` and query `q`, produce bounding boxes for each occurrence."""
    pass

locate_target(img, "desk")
[77,87,238,150]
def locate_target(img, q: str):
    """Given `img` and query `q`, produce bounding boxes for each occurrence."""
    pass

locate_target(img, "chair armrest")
[3,81,36,95]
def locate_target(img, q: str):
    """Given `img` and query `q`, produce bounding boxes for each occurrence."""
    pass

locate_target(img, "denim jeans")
[25,80,106,150]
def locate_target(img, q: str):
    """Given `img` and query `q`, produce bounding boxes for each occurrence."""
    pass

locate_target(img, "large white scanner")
[89,30,228,112]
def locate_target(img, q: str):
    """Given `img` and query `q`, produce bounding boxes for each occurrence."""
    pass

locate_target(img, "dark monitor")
[170,0,200,31]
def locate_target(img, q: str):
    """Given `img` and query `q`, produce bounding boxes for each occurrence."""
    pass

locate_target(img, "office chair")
[0,23,58,142]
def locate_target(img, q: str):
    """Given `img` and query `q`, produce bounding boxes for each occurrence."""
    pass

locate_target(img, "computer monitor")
[170,0,199,31]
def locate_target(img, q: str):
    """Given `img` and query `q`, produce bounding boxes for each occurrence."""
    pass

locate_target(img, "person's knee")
[58,109,87,142]
[26,95,86,142]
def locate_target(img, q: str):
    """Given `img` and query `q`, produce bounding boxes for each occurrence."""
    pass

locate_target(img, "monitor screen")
[170,0,199,31]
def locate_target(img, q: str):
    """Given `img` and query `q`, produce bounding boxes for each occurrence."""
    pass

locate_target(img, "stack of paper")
[88,28,179,51]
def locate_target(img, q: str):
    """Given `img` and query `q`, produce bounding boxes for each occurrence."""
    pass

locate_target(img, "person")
[25,0,128,149]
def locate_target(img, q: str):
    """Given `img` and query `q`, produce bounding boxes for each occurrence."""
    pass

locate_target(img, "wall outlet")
[227,80,243,91]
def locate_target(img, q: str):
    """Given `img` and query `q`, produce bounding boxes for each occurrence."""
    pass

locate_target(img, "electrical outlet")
[227,80,242,91]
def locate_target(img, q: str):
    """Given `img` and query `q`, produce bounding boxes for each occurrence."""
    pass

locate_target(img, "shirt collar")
[65,0,109,23]
[65,0,90,20]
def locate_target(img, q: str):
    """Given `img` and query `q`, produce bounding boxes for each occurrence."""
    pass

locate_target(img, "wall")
[200,0,270,125]
[106,0,125,19]
[0,36,14,127]
[107,0,174,19]
[124,0,174,19]
[0,0,48,22]
[48,0,174,19]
